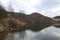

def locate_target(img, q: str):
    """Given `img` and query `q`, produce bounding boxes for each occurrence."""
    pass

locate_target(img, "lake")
[4,26,60,40]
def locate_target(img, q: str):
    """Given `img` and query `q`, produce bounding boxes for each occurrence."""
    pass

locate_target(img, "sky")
[0,0,60,40]
[0,0,60,17]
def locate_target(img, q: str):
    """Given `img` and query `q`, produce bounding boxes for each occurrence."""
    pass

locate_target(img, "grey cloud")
[35,0,60,11]
[32,32,59,40]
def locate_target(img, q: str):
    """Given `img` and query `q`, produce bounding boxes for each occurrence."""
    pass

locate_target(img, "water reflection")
[4,26,60,40]
[5,31,26,40]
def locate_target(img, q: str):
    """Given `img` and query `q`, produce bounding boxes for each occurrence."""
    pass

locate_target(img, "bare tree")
[7,2,14,12]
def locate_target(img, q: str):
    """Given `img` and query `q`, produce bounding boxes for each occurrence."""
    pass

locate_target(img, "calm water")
[4,26,60,40]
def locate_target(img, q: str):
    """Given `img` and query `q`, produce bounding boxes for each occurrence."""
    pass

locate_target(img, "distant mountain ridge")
[53,16,60,19]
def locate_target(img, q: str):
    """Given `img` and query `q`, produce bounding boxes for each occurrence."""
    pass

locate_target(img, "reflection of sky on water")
[24,26,60,40]
[5,26,60,40]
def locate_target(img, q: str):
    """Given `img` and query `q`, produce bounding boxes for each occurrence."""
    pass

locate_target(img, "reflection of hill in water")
[5,26,60,40]
[5,32,26,40]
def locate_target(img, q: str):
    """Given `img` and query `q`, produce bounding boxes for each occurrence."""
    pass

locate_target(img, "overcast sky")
[0,0,60,40]
[0,0,60,17]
